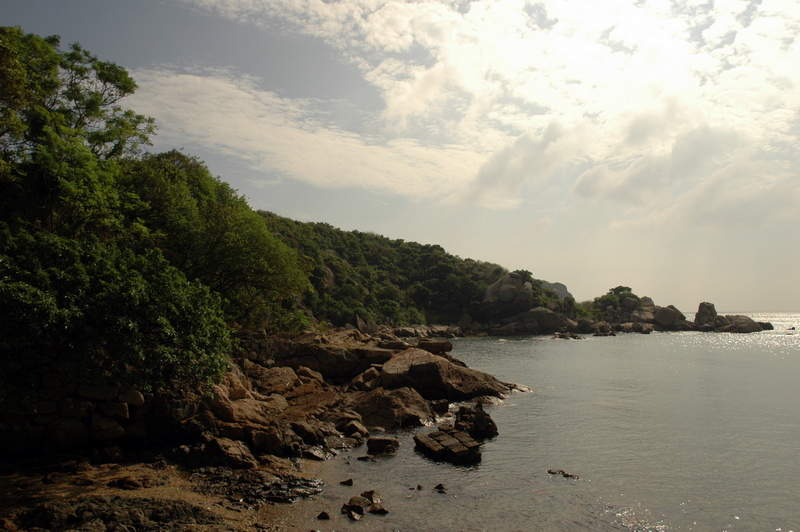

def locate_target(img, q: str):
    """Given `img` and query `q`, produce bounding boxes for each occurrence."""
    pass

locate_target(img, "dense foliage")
[261,212,512,326]
[119,151,310,325]
[0,27,307,396]
[0,229,230,392]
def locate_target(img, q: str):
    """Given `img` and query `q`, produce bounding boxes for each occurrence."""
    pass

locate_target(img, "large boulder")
[654,305,686,329]
[366,436,399,455]
[694,302,718,330]
[379,348,512,401]
[639,296,656,308]
[716,315,764,333]
[348,387,433,430]
[279,345,395,382]
[630,309,655,323]
[454,402,497,440]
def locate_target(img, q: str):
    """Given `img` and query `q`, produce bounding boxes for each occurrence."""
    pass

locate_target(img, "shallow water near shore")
[296,313,800,531]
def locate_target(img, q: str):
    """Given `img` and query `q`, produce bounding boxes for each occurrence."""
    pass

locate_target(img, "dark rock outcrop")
[454,402,498,440]
[379,348,513,401]
[366,436,399,455]
[413,427,482,464]
[716,315,764,333]
[694,301,718,331]
[348,387,433,429]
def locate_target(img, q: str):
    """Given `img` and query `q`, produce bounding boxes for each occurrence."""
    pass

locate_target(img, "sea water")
[309,313,800,531]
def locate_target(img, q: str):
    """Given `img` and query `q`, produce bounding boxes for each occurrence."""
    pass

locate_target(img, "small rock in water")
[368,502,389,514]
[360,490,381,503]
[348,495,371,507]
[547,469,579,479]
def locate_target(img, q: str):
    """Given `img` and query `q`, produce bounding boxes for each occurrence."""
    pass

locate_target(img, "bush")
[0,227,231,396]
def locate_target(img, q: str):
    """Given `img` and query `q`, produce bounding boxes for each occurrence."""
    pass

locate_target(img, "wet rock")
[346,495,371,507]
[552,331,583,340]
[360,490,381,503]
[413,427,481,464]
[368,502,389,514]
[454,402,498,440]
[342,419,369,439]
[341,500,366,520]
[431,399,450,415]
[547,469,580,479]
[366,436,399,455]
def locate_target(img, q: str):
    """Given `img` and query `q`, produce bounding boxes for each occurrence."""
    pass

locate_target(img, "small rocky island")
[458,272,774,336]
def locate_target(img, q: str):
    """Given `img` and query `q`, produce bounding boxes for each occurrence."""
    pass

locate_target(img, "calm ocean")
[302,313,800,531]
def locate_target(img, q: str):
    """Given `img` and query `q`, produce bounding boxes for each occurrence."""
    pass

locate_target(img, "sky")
[4,0,800,312]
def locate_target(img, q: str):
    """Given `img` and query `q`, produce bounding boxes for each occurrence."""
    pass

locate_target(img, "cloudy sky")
[5,0,800,312]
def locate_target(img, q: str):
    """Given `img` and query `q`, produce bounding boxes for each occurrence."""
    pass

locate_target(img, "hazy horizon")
[4,0,799,312]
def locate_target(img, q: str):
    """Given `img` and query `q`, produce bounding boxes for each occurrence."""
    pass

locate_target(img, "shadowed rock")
[379,348,513,401]
[413,426,482,464]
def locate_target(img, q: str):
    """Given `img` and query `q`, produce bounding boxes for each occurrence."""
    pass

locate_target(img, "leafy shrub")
[0,227,231,395]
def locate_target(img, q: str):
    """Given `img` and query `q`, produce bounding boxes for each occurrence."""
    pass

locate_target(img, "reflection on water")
[297,314,800,531]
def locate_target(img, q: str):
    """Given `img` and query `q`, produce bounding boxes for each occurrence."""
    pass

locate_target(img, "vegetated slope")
[260,212,569,327]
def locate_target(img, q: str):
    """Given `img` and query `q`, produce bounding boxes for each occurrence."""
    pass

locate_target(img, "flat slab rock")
[413,426,481,464]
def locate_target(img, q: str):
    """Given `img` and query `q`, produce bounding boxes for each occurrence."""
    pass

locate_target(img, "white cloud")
[127,66,480,198]
[156,0,799,235]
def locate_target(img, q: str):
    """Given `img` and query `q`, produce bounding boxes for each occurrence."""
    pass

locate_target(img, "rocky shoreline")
[0,300,774,531]
[0,326,522,531]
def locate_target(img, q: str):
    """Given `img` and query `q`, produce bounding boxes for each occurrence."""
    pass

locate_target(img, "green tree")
[0,26,154,237]
[120,151,310,325]
[0,28,231,404]
[0,226,230,399]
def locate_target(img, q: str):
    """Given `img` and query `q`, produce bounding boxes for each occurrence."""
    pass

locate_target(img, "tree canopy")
[0,27,308,400]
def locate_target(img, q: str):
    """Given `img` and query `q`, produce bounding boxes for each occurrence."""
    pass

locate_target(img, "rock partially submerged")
[413,401,498,465]
[414,427,482,464]
[695,302,773,333]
